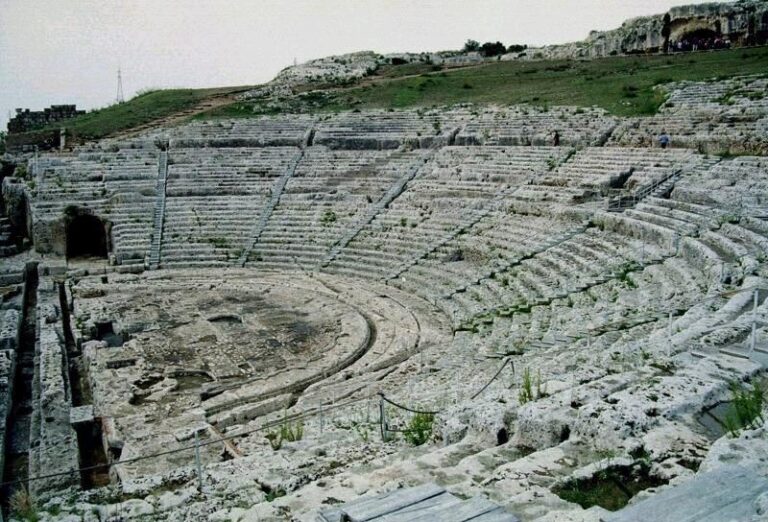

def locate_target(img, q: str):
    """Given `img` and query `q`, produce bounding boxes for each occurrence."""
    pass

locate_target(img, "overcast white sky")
[0,0,707,130]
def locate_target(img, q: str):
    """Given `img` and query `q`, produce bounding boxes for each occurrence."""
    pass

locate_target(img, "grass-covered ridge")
[38,86,251,141]
[206,46,768,119]
[26,46,768,144]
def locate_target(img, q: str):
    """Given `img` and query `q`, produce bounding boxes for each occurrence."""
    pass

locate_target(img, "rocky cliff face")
[241,50,484,100]
[514,0,768,61]
[244,1,768,100]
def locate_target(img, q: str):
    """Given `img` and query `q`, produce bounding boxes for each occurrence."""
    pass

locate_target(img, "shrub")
[320,209,337,226]
[264,488,286,502]
[479,41,506,57]
[10,486,38,522]
[723,380,765,436]
[622,85,639,98]
[208,237,229,249]
[404,413,434,446]
[615,260,640,288]
[14,163,29,180]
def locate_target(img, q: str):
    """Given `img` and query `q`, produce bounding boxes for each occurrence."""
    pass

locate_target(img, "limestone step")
[605,466,768,522]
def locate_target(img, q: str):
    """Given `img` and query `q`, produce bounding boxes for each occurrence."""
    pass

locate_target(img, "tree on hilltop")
[463,39,480,52]
[479,41,507,57]
[507,44,528,53]
[662,13,672,53]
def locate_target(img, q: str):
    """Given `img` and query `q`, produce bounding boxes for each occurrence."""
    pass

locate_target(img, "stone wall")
[28,277,80,495]
[8,105,84,134]
[5,129,62,153]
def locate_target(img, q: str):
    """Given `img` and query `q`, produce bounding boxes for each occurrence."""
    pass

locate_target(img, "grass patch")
[403,413,434,446]
[227,46,768,117]
[320,209,337,226]
[553,462,666,511]
[265,413,305,450]
[518,367,546,405]
[615,260,642,288]
[207,236,230,249]
[723,380,765,437]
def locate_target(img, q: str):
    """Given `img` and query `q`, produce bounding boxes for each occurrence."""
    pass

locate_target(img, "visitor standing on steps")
[552,130,560,147]
[658,131,671,149]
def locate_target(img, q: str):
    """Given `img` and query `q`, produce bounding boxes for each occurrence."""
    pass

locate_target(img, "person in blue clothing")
[658,131,671,149]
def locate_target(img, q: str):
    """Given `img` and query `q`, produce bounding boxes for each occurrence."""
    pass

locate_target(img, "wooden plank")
[401,496,505,522]
[342,483,446,522]
[605,466,768,522]
[375,492,462,521]
[469,510,521,522]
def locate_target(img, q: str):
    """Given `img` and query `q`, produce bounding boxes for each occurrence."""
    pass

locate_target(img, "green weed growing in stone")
[518,367,546,405]
[353,422,371,443]
[723,380,765,437]
[265,430,282,450]
[280,412,304,442]
[10,486,39,522]
[404,413,434,446]
[320,209,337,226]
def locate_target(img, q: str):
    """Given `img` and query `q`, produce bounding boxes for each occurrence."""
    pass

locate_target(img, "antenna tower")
[116,68,125,104]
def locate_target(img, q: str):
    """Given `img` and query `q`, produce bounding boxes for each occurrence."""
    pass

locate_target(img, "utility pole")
[116,68,125,104]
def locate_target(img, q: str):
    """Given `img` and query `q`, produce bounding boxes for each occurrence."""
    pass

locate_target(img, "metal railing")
[607,169,682,212]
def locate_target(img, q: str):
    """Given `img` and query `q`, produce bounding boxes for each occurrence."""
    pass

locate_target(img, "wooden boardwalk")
[316,483,519,522]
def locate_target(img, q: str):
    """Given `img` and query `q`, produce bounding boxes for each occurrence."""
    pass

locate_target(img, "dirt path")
[107,92,243,140]
[106,60,495,140]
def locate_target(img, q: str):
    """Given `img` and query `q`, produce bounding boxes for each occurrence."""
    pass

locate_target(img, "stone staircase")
[608,169,682,212]
[690,287,768,366]
[320,152,436,267]
[385,208,491,282]
[0,215,18,258]
[148,150,168,270]
[383,182,539,282]
[238,149,305,267]
[448,220,592,299]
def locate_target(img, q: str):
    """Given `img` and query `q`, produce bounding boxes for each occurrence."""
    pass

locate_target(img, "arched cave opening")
[66,212,108,259]
[681,28,719,41]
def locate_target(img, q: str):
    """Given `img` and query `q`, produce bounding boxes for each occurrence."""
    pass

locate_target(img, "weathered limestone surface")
[1,68,767,521]
[0,308,21,488]
[28,279,79,495]
[511,0,768,61]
